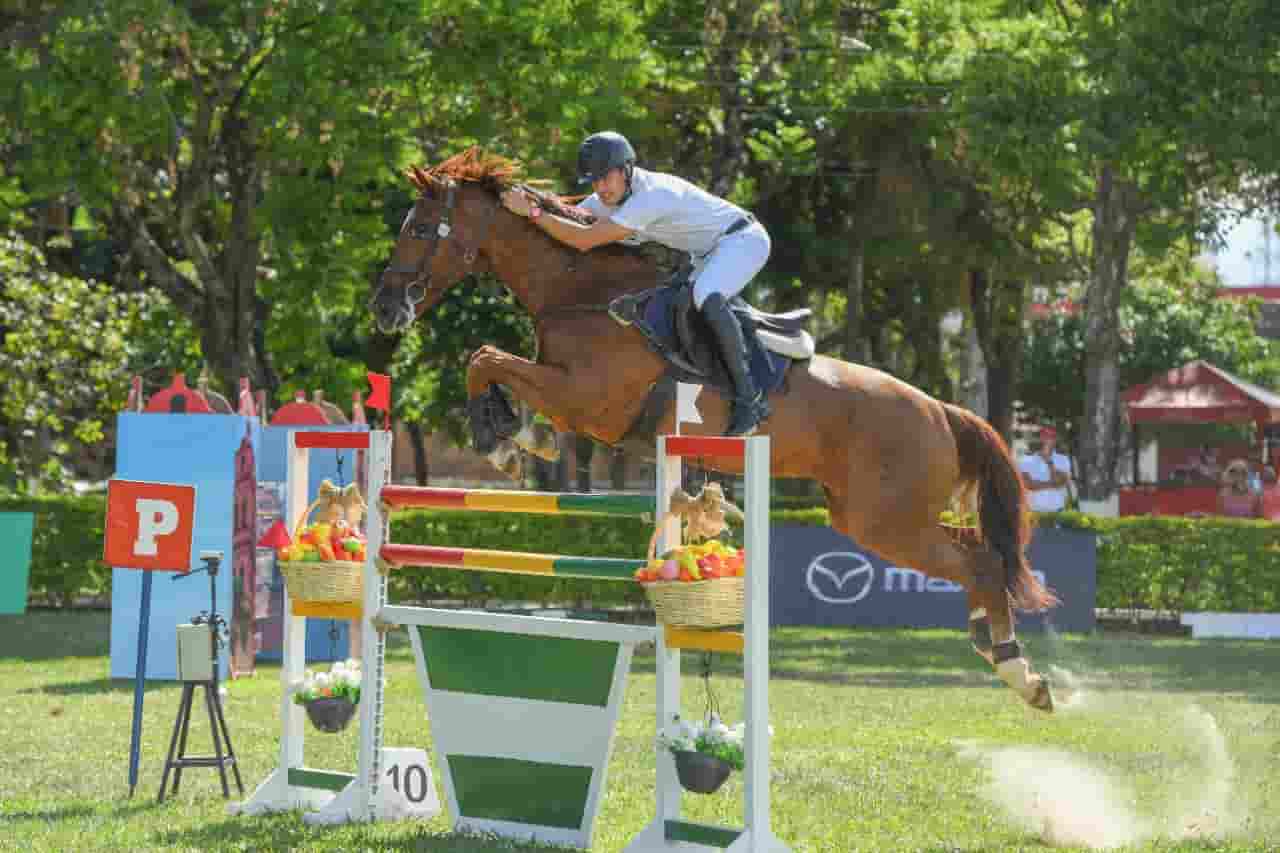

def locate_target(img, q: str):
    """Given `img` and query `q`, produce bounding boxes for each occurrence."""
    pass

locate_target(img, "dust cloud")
[957,674,1245,849]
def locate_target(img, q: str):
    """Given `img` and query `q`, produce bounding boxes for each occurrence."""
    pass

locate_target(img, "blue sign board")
[768,525,1096,632]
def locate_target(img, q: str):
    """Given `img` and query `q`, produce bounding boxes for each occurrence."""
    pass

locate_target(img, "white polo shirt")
[1019,452,1072,512]
[579,167,748,257]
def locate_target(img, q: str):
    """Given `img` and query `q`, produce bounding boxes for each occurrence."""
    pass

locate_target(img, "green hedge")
[384,511,656,608]
[10,495,1280,615]
[1,495,109,607]
[1038,512,1280,615]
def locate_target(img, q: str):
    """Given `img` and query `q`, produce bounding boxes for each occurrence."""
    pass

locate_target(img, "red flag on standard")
[257,519,292,550]
[366,372,391,411]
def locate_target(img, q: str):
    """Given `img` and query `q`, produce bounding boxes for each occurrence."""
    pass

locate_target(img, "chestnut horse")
[371,149,1059,712]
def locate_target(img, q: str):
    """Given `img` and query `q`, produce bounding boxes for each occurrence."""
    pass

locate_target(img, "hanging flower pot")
[303,696,357,733]
[657,712,755,795]
[673,749,733,795]
[292,660,362,735]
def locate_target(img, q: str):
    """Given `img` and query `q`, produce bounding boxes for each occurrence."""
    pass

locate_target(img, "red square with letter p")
[104,480,197,571]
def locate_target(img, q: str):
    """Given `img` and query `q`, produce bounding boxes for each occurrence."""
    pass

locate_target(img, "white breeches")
[691,222,771,308]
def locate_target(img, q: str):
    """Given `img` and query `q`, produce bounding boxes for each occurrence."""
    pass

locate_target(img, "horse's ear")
[406,165,434,193]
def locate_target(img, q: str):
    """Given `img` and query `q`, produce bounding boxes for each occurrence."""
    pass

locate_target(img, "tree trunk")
[970,267,1025,440]
[532,456,556,491]
[845,236,866,363]
[194,111,278,401]
[959,313,989,418]
[405,421,430,485]
[574,435,594,492]
[1079,163,1138,502]
[609,448,627,491]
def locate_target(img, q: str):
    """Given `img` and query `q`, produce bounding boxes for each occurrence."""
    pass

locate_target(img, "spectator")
[1216,459,1261,518]
[1019,426,1073,513]
[1259,466,1280,521]
[1190,444,1221,483]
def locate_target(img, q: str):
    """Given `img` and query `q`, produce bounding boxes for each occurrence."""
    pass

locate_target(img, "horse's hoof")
[514,423,560,462]
[1027,678,1055,713]
[488,442,524,481]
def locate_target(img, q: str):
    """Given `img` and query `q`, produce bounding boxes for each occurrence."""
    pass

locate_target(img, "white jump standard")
[232,429,789,851]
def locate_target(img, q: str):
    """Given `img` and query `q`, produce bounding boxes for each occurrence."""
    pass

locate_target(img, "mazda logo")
[805,551,875,605]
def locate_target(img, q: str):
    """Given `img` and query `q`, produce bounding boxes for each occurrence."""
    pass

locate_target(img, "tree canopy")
[4,0,1280,496]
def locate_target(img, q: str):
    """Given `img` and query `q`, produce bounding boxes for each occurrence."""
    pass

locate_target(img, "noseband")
[377,179,501,311]
[381,180,459,307]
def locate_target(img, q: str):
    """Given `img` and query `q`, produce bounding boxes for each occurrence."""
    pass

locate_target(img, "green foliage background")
[3,0,1280,496]
[14,497,1278,617]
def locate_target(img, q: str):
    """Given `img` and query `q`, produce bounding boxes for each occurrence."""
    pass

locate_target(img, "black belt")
[723,213,756,238]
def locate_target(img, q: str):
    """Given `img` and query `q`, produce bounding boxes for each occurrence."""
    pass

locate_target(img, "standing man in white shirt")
[1019,426,1073,512]
[498,130,773,436]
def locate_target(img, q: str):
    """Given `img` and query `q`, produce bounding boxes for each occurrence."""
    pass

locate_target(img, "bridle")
[375,178,499,312]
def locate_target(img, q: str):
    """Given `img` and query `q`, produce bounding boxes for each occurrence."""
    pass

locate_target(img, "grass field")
[3,610,1278,852]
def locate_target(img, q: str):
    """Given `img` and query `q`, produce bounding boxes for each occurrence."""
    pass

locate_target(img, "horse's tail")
[944,404,1058,613]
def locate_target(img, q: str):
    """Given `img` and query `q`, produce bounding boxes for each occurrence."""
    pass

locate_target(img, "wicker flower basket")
[279,559,362,604]
[640,487,747,628]
[278,487,364,605]
[640,527,744,628]
[643,575,744,628]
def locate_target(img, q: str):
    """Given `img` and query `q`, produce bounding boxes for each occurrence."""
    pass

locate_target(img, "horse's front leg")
[466,345,574,469]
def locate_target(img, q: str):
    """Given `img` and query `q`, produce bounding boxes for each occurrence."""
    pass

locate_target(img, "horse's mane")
[405,147,594,225]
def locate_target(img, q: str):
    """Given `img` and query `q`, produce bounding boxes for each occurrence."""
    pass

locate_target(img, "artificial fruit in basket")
[634,543,745,582]
[676,549,699,580]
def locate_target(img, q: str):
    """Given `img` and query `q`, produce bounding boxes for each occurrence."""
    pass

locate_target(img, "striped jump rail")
[379,485,653,520]
[379,542,646,582]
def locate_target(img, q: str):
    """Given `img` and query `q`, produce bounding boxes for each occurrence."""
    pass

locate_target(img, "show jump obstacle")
[234,430,788,852]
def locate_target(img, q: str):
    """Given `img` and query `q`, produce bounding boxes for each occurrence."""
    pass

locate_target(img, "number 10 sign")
[376,748,440,820]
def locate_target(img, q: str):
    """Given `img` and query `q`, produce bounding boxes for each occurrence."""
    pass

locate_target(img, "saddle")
[607,275,816,445]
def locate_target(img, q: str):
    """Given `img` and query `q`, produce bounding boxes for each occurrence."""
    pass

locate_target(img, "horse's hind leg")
[856,520,1054,713]
[961,541,1054,712]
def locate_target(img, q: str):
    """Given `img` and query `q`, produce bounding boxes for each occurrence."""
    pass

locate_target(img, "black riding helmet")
[577,131,636,185]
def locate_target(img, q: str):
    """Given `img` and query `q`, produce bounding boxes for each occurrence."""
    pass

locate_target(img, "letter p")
[134,499,179,556]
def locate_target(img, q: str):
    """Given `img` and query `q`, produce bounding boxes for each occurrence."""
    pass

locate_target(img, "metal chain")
[700,651,722,723]
[365,448,391,819]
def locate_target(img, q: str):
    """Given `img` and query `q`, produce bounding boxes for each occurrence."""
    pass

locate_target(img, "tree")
[958,0,1280,502]
[1019,250,1280,463]
[2,0,434,400]
[0,232,178,491]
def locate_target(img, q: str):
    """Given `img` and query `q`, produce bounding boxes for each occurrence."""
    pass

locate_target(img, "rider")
[499,131,772,436]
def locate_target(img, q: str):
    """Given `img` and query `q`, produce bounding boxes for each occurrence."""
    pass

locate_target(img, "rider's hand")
[501,189,534,218]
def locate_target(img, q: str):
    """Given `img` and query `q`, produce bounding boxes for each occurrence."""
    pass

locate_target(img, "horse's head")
[371,152,511,334]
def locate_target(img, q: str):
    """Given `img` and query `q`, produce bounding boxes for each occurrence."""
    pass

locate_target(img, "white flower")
[314,672,331,687]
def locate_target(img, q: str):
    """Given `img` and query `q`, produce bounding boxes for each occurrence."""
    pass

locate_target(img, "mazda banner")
[767,525,1096,633]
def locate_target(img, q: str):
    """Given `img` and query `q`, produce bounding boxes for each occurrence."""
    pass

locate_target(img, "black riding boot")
[701,293,770,436]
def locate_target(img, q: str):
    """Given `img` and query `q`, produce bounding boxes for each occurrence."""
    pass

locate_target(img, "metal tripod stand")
[158,551,244,802]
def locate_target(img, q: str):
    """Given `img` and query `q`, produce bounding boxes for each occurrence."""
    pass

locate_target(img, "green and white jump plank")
[397,607,654,849]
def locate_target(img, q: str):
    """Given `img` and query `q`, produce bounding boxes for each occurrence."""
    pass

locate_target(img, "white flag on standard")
[675,382,703,433]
